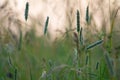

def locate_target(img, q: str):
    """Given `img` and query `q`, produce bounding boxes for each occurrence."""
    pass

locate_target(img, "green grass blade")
[85,55,88,65]
[44,16,49,35]
[80,27,84,45]
[14,68,17,80]
[18,30,22,51]
[104,52,114,76]
[30,67,33,80]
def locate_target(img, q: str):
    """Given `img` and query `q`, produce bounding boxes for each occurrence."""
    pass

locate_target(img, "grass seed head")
[25,2,29,21]
[86,39,103,50]
[44,16,49,35]
[77,10,80,32]
[86,6,89,24]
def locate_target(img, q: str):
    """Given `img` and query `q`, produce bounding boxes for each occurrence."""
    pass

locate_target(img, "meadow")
[0,1,120,80]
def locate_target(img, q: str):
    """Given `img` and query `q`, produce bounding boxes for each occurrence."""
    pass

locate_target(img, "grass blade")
[85,55,88,65]
[30,67,32,80]
[80,27,83,45]
[14,68,17,80]
[104,52,114,76]
[18,30,22,51]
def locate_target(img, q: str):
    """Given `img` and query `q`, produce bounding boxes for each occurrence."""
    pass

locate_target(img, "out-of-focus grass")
[0,29,74,80]
[0,1,120,80]
[0,28,110,80]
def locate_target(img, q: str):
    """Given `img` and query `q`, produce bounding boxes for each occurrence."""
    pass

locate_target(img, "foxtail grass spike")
[86,6,89,23]
[77,10,80,32]
[86,40,103,50]
[25,2,29,21]
[44,16,49,35]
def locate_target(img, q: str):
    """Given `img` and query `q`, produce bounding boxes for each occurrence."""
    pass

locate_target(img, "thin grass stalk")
[104,52,114,77]
[73,32,80,57]
[30,67,32,80]
[14,68,17,80]
[18,30,22,51]
[80,27,83,45]
[108,7,120,53]
[85,55,88,65]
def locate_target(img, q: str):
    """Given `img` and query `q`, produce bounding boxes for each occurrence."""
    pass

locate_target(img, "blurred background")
[0,0,120,40]
[0,0,120,80]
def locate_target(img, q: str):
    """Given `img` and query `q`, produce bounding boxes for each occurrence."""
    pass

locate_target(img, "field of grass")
[0,1,120,80]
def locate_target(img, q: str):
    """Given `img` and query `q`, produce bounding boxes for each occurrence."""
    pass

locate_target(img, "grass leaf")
[80,27,84,45]
[18,30,22,51]
[104,52,114,76]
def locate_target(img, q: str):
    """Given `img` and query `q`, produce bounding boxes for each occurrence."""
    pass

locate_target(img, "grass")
[0,1,120,80]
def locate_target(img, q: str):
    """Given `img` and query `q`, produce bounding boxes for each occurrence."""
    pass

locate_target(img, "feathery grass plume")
[104,52,114,76]
[86,39,103,50]
[86,6,89,23]
[44,16,49,35]
[25,2,29,21]
[18,30,22,51]
[96,62,99,70]
[77,10,80,32]
[14,68,17,80]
